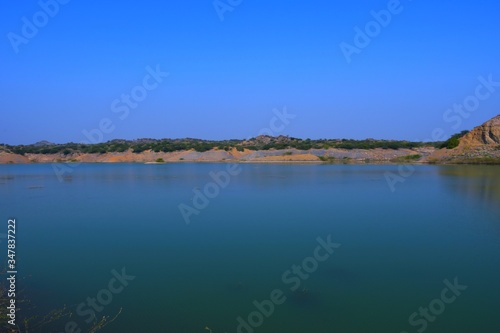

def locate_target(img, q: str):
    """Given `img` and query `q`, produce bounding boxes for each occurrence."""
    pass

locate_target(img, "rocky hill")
[428,115,500,163]
[459,114,500,146]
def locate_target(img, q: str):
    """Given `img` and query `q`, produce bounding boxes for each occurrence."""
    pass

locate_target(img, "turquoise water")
[1,163,500,333]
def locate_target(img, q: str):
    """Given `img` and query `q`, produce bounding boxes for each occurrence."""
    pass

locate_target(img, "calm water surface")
[1,163,499,333]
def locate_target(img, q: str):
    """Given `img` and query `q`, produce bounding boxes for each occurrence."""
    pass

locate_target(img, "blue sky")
[1,0,500,144]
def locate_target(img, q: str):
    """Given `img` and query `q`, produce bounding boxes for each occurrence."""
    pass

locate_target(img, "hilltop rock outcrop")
[459,114,500,146]
[427,114,500,163]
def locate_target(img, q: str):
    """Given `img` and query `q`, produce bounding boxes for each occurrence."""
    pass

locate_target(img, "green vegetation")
[1,136,442,156]
[404,154,422,160]
[155,158,165,163]
[440,130,469,149]
[342,156,352,164]
[318,156,340,163]
[392,154,422,162]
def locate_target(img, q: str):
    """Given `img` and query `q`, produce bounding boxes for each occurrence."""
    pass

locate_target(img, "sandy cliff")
[460,114,500,146]
[428,115,500,163]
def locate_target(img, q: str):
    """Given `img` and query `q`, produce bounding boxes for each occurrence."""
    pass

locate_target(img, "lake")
[1,163,499,333]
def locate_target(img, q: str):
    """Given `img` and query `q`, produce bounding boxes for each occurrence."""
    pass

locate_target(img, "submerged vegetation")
[1,136,443,156]
[0,280,122,333]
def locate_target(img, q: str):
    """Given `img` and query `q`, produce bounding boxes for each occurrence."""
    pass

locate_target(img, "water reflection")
[439,165,500,222]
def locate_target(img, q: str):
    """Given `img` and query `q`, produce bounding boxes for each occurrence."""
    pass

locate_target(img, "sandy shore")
[0,147,435,164]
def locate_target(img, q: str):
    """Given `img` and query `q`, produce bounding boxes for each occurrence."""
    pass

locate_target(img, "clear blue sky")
[1,0,500,144]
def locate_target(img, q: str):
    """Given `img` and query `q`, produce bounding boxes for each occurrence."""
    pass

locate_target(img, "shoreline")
[1,160,498,166]
[1,145,499,165]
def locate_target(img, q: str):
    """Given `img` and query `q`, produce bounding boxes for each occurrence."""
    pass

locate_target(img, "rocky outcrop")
[460,114,500,146]
[426,115,500,163]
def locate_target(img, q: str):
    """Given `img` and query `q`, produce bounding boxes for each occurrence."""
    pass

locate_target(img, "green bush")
[445,137,460,149]
[440,130,469,149]
[393,154,422,162]
[404,154,421,160]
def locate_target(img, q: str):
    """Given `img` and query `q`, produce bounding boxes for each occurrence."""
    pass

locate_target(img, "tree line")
[1,137,448,156]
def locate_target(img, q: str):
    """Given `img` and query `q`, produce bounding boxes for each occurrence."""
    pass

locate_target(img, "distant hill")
[33,140,55,147]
